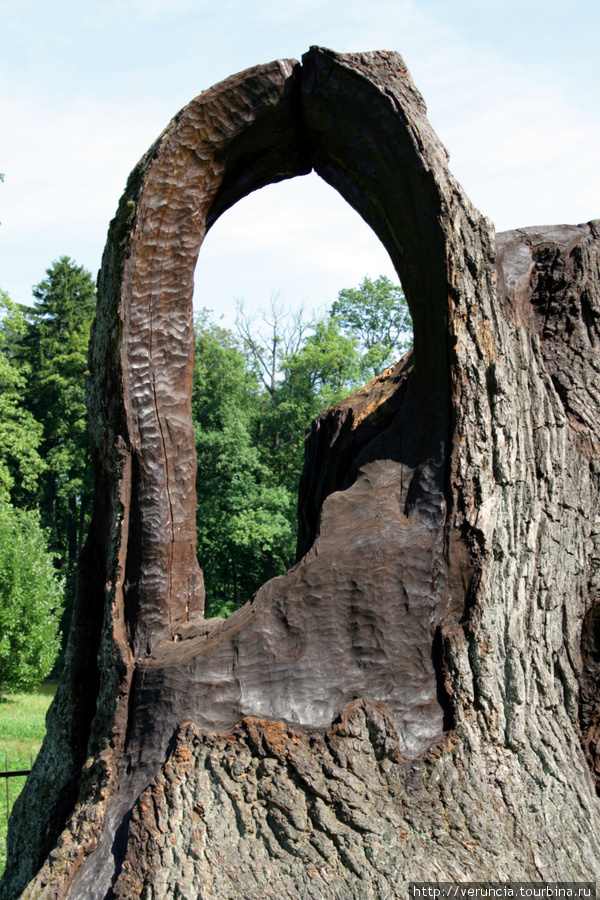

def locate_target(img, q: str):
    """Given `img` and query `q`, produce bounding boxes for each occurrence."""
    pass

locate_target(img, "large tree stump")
[2,47,599,899]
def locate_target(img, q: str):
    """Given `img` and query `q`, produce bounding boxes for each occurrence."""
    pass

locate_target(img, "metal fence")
[1,754,34,820]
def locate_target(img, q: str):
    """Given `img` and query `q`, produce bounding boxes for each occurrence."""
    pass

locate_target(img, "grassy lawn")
[0,682,57,879]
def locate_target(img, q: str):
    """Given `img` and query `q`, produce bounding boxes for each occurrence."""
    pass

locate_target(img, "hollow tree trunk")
[1,48,599,900]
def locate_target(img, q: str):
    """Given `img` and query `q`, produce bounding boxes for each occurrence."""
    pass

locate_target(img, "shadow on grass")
[0,680,57,878]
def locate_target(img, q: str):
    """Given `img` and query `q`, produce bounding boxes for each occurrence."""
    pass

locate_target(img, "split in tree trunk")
[2,48,599,900]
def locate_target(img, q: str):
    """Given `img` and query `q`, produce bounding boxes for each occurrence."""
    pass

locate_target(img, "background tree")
[0,501,64,697]
[1,268,411,628]
[0,292,45,506]
[0,289,63,691]
[331,274,412,380]
[193,313,294,616]
[7,52,599,899]
[17,257,96,633]
[235,295,309,395]
[236,275,410,540]
[258,316,362,497]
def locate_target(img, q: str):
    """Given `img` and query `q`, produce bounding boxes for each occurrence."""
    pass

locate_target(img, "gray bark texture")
[1,47,599,899]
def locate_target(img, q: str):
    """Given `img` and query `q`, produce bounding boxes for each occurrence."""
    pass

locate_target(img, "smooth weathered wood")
[2,48,599,900]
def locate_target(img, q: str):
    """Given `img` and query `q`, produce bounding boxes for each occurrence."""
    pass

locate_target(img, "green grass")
[0,681,57,878]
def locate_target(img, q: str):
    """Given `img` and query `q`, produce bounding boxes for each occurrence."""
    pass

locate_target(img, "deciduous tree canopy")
[1,266,411,629]
[196,274,411,615]
[0,258,96,672]
[0,502,63,696]
[193,314,295,616]
[331,274,412,379]
[0,292,45,504]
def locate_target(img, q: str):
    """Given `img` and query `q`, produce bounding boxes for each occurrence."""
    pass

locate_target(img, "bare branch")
[235,294,312,395]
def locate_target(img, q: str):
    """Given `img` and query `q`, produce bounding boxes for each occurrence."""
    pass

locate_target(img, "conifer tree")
[19,257,96,631]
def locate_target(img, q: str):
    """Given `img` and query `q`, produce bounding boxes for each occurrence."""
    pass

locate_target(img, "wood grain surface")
[3,48,599,900]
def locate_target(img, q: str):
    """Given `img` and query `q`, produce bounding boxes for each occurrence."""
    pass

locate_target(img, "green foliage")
[281,316,361,410]
[0,265,411,632]
[17,258,96,626]
[331,274,412,380]
[193,310,259,430]
[0,293,45,504]
[24,257,95,498]
[0,261,96,665]
[258,317,362,494]
[220,273,412,616]
[193,314,294,617]
[0,502,63,697]
[236,298,309,396]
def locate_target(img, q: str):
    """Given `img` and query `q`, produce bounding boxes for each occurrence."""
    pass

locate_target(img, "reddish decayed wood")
[4,49,600,900]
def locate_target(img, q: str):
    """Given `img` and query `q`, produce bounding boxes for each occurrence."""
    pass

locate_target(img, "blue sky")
[1,0,598,326]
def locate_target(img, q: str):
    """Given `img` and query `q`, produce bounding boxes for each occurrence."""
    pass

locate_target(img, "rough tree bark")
[2,48,599,900]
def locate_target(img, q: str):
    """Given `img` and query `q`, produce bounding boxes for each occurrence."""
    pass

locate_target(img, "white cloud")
[1,0,598,315]
[418,46,600,230]
[0,89,175,300]
[195,174,398,325]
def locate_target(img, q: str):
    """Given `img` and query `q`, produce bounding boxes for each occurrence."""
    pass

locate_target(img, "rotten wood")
[2,48,599,900]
